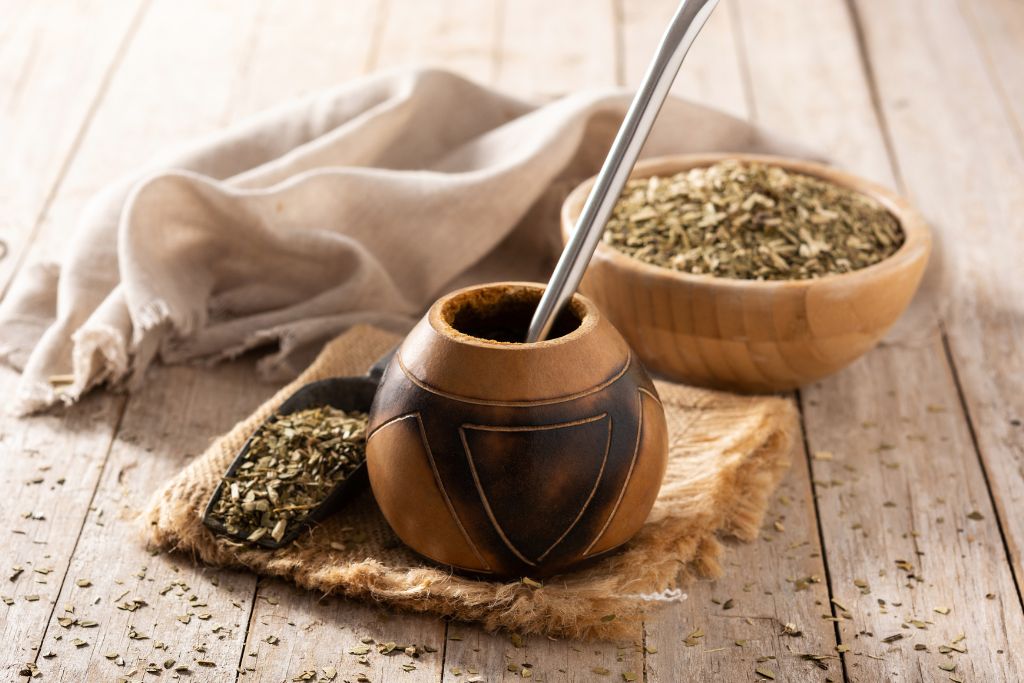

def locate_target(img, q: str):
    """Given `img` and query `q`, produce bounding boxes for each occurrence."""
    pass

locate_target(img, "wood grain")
[646,437,840,682]
[443,625,644,683]
[802,340,1024,681]
[240,580,445,683]
[735,0,895,186]
[496,0,617,98]
[854,0,1024,600]
[739,0,1024,680]
[10,0,287,277]
[5,0,386,679]
[0,2,145,678]
[619,0,748,117]
[1,0,1022,680]
[961,0,1024,138]
[958,0,1024,594]
[0,3,310,669]
[427,2,648,676]
[30,362,268,682]
[376,0,501,84]
[0,378,124,680]
[224,0,383,117]
[620,10,846,678]
[0,0,145,295]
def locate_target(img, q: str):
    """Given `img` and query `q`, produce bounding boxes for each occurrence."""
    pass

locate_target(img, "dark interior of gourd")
[444,286,583,343]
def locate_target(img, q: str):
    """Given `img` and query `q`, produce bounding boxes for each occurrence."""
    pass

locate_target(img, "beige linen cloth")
[0,67,800,415]
[146,326,796,639]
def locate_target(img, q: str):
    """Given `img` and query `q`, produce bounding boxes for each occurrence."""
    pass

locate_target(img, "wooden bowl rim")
[561,153,932,290]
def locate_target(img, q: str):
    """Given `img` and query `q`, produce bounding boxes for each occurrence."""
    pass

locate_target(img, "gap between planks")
[796,389,851,682]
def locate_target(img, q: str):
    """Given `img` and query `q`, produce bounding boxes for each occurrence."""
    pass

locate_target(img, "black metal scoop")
[202,349,395,549]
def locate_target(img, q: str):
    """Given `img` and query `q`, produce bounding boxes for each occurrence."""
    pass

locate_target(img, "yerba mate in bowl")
[603,159,904,280]
[561,154,931,392]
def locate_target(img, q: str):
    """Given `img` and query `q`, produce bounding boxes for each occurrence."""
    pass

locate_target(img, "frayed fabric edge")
[622,588,687,603]
[10,380,60,417]
[71,323,131,395]
[134,299,176,340]
[8,299,174,415]
[9,322,134,416]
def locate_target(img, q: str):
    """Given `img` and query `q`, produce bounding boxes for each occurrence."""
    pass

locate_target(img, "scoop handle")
[525,0,720,342]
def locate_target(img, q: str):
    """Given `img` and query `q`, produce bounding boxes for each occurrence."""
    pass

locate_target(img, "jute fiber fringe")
[144,325,797,640]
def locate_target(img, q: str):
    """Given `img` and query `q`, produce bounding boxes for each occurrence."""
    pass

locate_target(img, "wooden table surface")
[2,1,1022,681]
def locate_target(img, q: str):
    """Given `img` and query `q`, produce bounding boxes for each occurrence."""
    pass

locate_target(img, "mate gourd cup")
[366,282,668,578]
[562,153,932,393]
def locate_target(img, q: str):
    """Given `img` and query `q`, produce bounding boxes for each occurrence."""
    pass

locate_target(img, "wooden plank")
[58,0,409,678]
[738,0,1024,680]
[735,0,894,186]
[13,0,281,275]
[0,378,124,680]
[645,439,839,682]
[496,0,618,98]
[960,0,1024,142]
[905,0,1024,594]
[854,0,1024,594]
[619,0,748,117]
[220,0,457,672]
[626,3,843,680]
[392,2,644,678]
[0,2,145,678]
[219,2,447,679]
[7,0,384,678]
[225,0,383,116]
[29,362,268,681]
[443,626,644,683]
[375,0,501,84]
[241,580,445,682]
[0,0,146,295]
[2,3,298,671]
[802,341,1024,682]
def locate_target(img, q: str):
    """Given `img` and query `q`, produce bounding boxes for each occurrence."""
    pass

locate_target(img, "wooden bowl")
[562,153,932,392]
[366,282,668,578]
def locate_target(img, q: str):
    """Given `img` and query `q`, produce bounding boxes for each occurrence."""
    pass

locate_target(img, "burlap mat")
[144,325,796,640]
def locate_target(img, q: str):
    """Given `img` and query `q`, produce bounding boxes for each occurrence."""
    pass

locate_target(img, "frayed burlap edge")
[144,325,796,640]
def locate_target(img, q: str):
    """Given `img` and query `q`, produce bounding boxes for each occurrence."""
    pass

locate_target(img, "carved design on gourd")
[459,414,611,566]
[584,387,665,557]
[396,349,633,406]
[366,411,493,573]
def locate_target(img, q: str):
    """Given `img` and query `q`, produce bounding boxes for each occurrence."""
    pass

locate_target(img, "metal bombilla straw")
[525,0,720,343]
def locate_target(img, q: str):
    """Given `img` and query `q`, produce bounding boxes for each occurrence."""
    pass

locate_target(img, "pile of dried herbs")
[603,159,904,280]
[209,406,368,544]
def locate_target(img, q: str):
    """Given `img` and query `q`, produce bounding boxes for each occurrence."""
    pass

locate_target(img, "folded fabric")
[145,326,797,639]
[0,67,801,415]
